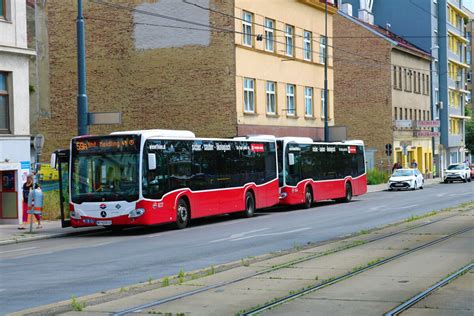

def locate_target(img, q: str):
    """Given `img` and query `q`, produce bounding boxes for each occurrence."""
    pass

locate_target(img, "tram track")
[240,225,473,316]
[111,213,468,316]
[383,262,474,316]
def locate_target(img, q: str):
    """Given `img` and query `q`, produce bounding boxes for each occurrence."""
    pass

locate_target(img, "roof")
[339,11,431,59]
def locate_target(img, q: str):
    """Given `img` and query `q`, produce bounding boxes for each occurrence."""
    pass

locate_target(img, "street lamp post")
[324,0,329,142]
[77,0,89,136]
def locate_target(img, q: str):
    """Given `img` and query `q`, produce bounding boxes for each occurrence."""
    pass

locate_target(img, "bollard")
[27,185,44,233]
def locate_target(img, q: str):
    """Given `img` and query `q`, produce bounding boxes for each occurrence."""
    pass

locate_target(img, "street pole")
[324,0,329,142]
[77,0,89,136]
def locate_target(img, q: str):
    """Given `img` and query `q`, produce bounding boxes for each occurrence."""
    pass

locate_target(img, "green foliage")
[161,277,170,287]
[465,118,474,155]
[42,190,61,220]
[70,295,85,311]
[367,168,391,185]
[177,269,185,284]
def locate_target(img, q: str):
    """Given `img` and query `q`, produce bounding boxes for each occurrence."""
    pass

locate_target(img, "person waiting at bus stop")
[18,175,33,230]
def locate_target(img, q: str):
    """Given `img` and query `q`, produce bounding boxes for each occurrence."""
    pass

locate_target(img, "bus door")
[52,149,71,227]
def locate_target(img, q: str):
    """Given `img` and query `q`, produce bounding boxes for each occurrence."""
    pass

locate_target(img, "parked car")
[444,164,471,183]
[388,168,424,191]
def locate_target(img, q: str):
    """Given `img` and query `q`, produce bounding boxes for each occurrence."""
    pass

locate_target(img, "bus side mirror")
[50,153,57,169]
[148,153,157,170]
[288,153,295,166]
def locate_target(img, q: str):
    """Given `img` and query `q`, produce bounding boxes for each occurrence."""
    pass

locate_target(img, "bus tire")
[304,186,313,209]
[243,192,255,218]
[342,183,352,203]
[175,198,190,229]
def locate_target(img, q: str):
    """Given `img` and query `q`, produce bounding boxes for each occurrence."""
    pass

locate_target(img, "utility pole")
[324,0,329,142]
[77,0,89,136]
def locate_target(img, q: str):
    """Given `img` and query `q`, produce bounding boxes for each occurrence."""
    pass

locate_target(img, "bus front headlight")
[129,208,145,218]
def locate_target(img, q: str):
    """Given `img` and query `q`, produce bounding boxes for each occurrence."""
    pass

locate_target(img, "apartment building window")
[304,87,313,117]
[394,107,398,120]
[264,18,275,52]
[242,11,253,47]
[413,71,417,92]
[434,30,438,46]
[286,84,295,115]
[0,72,9,133]
[422,74,425,94]
[425,74,430,95]
[320,35,327,64]
[285,25,294,57]
[399,108,403,120]
[405,108,408,120]
[398,67,403,89]
[403,69,408,91]
[409,109,413,120]
[393,66,397,88]
[243,78,255,113]
[304,30,312,61]
[418,109,421,121]
[266,81,276,114]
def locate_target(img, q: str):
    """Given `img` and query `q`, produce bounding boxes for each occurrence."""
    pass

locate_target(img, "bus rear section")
[68,131,279,229]
[278,139,367,207]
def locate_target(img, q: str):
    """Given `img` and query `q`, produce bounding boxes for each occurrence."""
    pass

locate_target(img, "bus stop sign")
[33,134,45,153]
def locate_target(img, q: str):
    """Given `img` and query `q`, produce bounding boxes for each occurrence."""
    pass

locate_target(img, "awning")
[449,114,472,120]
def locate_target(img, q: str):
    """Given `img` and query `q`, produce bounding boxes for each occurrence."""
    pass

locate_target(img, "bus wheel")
[304,187,313,209]
[175,198,190,229]
[343,183,352,202]
[243,192,255,218]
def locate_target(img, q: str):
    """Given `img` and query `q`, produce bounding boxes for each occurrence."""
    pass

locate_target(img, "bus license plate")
[96,220,112,226]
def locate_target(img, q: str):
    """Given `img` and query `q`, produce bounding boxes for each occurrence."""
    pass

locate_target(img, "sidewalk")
[0,221,103,246]
[367,177,441,193]
[0,179,442,246]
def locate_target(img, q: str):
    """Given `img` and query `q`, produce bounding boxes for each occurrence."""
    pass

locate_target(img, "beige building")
[391,49,433,173]
[334,10,434,175]
[235,0,335,138]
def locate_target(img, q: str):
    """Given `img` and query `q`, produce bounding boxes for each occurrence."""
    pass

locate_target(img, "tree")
[466,118,474,156]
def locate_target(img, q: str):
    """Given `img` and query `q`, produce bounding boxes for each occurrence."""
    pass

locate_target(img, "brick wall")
[333,14,393,171]
[32,0,236,158]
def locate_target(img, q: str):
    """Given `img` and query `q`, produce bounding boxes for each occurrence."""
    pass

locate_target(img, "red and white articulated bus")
[51,130,366,229]
[52,130,279,229]
[277,137,367,208]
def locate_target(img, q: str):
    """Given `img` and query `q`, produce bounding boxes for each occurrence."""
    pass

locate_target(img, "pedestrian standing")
[411,159,418,169]
[18,175,33,230]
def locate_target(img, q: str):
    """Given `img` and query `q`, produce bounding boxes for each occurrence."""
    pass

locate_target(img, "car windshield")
[392,169,413,177]
[447,164,464,170]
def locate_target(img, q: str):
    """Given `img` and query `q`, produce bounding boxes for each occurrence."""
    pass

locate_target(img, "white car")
[388,168,424,191]
[444,164,472,183]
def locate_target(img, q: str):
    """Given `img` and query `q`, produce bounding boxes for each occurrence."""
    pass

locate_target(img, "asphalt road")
[0,182,473,314]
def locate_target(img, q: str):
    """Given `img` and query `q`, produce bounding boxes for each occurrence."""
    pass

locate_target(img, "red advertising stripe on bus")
[348,146,357,154]
[251,143,265,152]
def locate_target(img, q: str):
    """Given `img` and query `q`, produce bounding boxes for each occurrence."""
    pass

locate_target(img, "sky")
[465,0,474,12]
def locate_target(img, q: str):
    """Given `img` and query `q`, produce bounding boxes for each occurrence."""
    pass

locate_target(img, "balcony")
[448,134,463,147]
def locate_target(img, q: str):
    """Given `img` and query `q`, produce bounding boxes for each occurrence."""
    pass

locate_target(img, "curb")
[367,179,442,193]
[0,228,105,246]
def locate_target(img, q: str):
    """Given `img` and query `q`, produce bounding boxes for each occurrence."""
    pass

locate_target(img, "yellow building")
[234,0,336,138]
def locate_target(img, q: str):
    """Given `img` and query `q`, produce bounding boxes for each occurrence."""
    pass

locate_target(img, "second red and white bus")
[277,137,367,208]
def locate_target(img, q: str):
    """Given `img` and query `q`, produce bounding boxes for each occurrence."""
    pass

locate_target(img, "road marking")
[0,247,37,254]
[447,192,473,197]
[208,228,271,244]
[231,227,312,241]
[388,204,418,210]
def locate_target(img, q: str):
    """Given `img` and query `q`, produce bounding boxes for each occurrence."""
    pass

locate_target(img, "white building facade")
[0,0,35,224]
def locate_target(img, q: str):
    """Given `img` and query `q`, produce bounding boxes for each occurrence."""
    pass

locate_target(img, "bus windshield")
[71,135,140,203]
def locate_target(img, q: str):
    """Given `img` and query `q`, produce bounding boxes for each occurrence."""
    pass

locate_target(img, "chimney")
[358,0,374,25]
[341,3,353,16]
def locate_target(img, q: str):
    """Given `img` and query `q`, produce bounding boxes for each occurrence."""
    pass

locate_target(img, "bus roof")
[110,129,196,139]
[278,137,364,147]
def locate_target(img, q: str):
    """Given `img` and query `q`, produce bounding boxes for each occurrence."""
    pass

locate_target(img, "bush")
[42,190,61,220]
[367,169,391,185]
